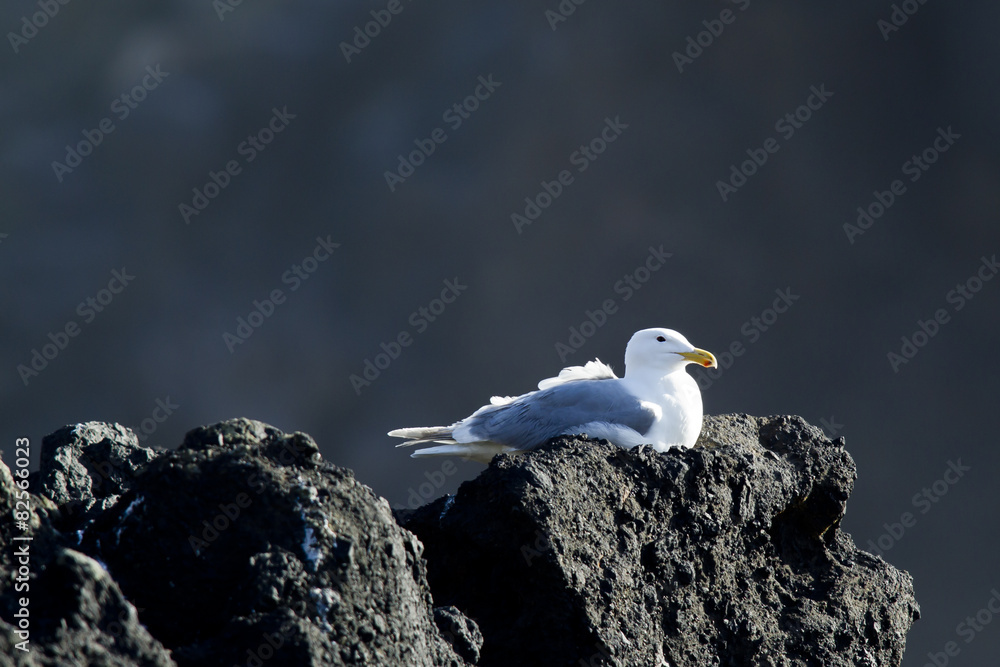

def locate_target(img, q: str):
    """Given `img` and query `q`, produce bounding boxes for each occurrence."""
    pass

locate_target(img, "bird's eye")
[656,336,666,342]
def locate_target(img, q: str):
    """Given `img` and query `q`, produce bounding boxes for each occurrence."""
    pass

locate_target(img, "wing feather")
[459,379,655,450]
[536,358,618,390]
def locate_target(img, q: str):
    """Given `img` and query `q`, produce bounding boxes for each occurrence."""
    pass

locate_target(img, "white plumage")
[388,328,717,463]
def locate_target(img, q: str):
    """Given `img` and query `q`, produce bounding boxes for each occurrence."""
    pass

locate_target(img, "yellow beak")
[678,348,718,369]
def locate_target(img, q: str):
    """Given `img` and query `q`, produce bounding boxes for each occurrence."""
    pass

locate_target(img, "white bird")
[388,328,717,463]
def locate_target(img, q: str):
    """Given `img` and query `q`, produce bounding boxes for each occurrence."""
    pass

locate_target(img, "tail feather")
[409,442,516,464]
[389,425,518,463]
[388,426,456,448]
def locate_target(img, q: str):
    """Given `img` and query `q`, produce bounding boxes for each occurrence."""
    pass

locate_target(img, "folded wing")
[456,378,655,450]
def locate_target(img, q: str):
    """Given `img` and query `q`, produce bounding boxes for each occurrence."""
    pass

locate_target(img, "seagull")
[389,328,717,463]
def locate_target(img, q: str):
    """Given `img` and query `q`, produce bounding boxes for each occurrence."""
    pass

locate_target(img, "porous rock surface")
[402,414,920,666]
[2,419,467,667]
[1,424,174,667]
[0,415,918,666]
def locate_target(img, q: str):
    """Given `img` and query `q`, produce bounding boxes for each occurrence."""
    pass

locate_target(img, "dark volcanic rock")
[8,415,917,666]
[0,548,176,667]
[401,414,919,666]
[434,606,484,664]
[79,418,465,666]
[0,449,175,666]
[36,422,159,509]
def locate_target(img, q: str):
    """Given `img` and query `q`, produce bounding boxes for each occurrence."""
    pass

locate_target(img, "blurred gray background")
[2,1,998,664]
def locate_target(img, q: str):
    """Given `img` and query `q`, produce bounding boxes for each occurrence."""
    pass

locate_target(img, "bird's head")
[624,328,718,375]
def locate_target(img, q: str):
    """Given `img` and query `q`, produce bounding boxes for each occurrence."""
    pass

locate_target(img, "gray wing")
[463,379,655,450]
